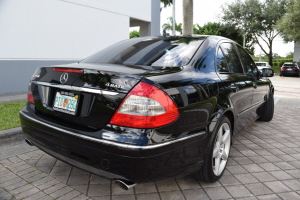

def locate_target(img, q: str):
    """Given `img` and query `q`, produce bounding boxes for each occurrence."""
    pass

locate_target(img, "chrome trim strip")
[35,81,118,95]
[238,100,265,116]
[20,111,205,150]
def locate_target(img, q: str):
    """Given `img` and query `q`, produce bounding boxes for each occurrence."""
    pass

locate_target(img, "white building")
[294,43,300,62]
[0,0,160,94]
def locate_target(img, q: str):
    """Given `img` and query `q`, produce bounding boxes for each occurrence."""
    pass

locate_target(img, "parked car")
[20,35,274,190]
[255,61,271,72]
[280,63,299,77]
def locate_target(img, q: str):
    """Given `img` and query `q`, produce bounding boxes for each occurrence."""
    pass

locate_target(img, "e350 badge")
[105,83,125,89]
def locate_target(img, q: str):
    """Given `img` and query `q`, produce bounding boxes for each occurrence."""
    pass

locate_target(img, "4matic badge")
[105,83,125,89]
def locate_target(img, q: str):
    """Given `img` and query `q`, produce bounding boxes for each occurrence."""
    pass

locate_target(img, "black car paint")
[20,36,273,183]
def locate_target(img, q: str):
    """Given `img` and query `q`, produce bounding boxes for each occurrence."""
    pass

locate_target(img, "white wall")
[67,0,151,22]
[294,43,300,62]
[0,0,139,59]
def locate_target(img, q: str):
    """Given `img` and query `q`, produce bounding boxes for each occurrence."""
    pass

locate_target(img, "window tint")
[82,37,204,67]
[237,46,258,76]
[256,62,266,66]
[284,64,297,67]
[220,43,244,73]
[216,48,229,73]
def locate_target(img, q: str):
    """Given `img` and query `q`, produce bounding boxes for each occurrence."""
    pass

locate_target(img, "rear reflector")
[27,93,34,104]
[53,68,83,73]
[27,79,34,104]
[109,82,179,129]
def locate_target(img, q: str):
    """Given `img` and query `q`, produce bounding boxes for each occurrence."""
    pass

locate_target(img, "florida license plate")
[53,91,79,115]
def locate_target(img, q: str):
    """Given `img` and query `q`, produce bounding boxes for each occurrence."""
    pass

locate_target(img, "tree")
[221,0,288,66]
[183,0,193,35]
[161,0,172,7]
[276,0,300,43]
[162,17,183,34]
[194,22,255,55]
[130,30,140,39]
[285,51,294,59]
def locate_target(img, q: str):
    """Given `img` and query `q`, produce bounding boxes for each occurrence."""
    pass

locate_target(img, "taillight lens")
[27,78,34,104]
[53,68,83,73]
[109,82,179,128]
[281,67,286,70]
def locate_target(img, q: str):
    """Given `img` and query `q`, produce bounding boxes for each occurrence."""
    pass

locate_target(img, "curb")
[0,127,24,148]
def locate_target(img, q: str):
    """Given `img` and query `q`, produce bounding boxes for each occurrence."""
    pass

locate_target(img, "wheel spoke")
[217,128,223,144]
[222,130,230,145]
[220,151,228,161]
[213,143,220,158]
[214,157,221,175]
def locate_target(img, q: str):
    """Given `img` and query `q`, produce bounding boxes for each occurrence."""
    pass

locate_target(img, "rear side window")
[284,64,297,67]
[216,48,229,73]
[82,37,204,67]
[237,46,258,76]
[256,63,266,66]
[220,43,244,74]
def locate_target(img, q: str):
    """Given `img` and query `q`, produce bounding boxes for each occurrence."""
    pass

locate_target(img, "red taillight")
[281,67,286,70]
[109,82,179,129]
[53,68,83,73]
[27,79,34,104]
[27,93,34,104]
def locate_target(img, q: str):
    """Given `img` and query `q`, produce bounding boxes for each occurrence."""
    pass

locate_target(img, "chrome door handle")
[230,84,239,92]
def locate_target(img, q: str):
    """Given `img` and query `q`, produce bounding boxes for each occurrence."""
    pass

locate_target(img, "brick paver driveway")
[1,76,300,200]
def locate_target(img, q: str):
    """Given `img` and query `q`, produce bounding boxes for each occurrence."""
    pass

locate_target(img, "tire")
[194,116,231,182]
[259,92,274,122]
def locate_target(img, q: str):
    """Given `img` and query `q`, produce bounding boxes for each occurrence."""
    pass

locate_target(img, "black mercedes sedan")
[20,35,274,190]
[280,62,299,77]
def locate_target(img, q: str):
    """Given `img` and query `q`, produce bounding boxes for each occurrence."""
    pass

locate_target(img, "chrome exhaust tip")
[115,179,136,190]
[25,139,34,146]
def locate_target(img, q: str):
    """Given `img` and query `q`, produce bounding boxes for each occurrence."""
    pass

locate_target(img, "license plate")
[53,91,79,115]
[287,68,292,71]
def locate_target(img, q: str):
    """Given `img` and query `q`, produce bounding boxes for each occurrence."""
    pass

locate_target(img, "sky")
[159,0,294,57]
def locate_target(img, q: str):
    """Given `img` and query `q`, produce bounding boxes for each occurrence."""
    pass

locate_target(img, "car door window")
[237,46,258,76]
[220,43,244,74]
[216,48,229,73]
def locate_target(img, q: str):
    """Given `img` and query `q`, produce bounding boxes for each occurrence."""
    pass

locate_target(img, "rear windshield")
[82,37,204,67]
[256,63,267,66]
[284,64,297,67]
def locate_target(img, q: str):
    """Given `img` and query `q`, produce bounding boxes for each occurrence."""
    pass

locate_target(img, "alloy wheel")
[212,123,231,176]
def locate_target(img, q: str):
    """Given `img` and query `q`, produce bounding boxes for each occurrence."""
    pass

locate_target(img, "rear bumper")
[280,71,299,75]
[20,104,207,183]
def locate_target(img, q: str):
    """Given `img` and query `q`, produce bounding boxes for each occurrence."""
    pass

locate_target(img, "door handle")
[230,83,239,92]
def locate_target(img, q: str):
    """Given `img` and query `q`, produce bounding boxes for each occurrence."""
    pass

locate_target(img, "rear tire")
[194,116,231,182]
[259,92,274,122]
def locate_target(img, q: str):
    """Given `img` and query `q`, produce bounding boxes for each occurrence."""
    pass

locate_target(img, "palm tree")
[162,17,183,34]
[183,0,193,35]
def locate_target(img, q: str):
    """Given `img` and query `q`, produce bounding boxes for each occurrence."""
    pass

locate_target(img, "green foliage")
[161,0,172,7]
[162,17,183,34]
[276,0,300,43]
[221,0,288,65]
[285,52,294,59]
[252,57,293,67]
[193,22,255,55]
[0,101,26,130]
[130,30,140,39]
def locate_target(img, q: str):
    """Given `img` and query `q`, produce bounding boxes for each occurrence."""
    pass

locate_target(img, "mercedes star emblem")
[60,73,68,84]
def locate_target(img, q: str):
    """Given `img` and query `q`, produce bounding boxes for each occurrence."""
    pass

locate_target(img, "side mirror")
[262,68,274,77]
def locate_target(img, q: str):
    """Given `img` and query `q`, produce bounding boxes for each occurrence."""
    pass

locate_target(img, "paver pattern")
[1,103,300,200]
